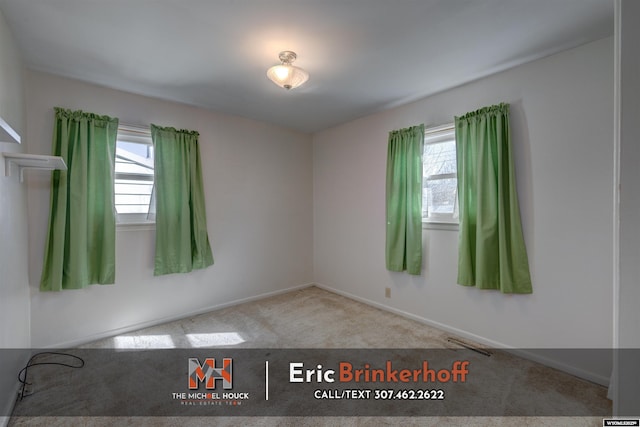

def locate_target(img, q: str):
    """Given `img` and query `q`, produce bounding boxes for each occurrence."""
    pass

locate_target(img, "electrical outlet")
[385,287,391,298]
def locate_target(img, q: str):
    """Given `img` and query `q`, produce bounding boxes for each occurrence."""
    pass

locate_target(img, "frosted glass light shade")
[266,51,309,90]
[267,64,309,90]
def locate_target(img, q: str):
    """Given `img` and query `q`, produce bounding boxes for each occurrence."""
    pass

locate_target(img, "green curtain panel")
[455,103,532,293]
[385,124,424,275]
[151,124,214,276]
[40,108,118,291]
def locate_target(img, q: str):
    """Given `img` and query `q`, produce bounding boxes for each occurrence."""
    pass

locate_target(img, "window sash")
[115,125,154,224]
[423,124,458,224]
[425,172,456,181]
[424,124,455,143]
[115,172,154,182]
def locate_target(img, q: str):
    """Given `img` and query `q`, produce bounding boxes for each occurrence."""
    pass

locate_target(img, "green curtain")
[151,124,214,276]
[455,103,532,293]
[40,108,118,291]
[385,124,424,275]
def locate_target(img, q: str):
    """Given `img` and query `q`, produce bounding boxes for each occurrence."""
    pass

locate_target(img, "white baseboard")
[314,282,611,387]
[46,282,315,349]
[41,280,610,387]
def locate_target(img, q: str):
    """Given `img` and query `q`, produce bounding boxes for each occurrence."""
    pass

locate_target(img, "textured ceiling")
[0,0,613,133]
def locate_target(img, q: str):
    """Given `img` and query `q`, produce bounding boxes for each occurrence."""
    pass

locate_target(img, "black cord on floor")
[17,352,85,400]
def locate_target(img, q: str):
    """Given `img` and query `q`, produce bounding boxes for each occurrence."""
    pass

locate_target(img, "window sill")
[422,221,459,231]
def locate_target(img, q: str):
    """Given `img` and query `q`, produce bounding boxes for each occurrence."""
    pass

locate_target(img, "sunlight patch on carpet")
[186,332,245,347]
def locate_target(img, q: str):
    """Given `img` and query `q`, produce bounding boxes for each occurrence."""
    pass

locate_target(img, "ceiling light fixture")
[267,51,309,90]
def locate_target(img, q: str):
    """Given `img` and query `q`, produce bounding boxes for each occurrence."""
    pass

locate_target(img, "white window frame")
[423,123,459,230]
[115,124,155,226]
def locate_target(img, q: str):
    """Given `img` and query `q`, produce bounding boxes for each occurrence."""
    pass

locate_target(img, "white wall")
[615,0,640,415]
[25,71,313,348]
[313,38,614,382]
[0,7,30,422]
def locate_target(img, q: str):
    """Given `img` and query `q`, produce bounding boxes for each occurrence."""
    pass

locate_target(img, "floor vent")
[447,337,492,357]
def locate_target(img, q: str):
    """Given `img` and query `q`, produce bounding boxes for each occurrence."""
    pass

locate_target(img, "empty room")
[0,0,638,426]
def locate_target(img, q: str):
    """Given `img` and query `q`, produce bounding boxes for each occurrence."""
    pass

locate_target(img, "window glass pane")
[424,140,456,176]
[424,177,457,216]
[114,180,153,214]
[115,182,153,195]
[117,141,150,158]
[115,136,154,218]
[115,159,153,175]
[422,129,458,223]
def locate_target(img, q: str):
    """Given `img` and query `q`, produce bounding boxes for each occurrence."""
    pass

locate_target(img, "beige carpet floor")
[9,286,611,426]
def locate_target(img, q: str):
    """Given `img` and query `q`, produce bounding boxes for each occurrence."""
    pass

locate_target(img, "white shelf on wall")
[0,117,21,144]
[3,152,67,182]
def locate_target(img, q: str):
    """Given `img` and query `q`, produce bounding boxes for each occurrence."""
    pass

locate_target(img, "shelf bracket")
[3,152,67,182]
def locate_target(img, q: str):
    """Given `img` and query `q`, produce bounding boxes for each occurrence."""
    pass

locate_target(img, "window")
[423,124,458,225]
[115,125,154,224]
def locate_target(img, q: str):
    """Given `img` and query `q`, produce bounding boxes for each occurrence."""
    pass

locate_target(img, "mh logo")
[188,357,233,390]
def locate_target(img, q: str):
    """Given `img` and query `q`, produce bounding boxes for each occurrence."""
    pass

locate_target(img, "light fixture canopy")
[267,51,309,90]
